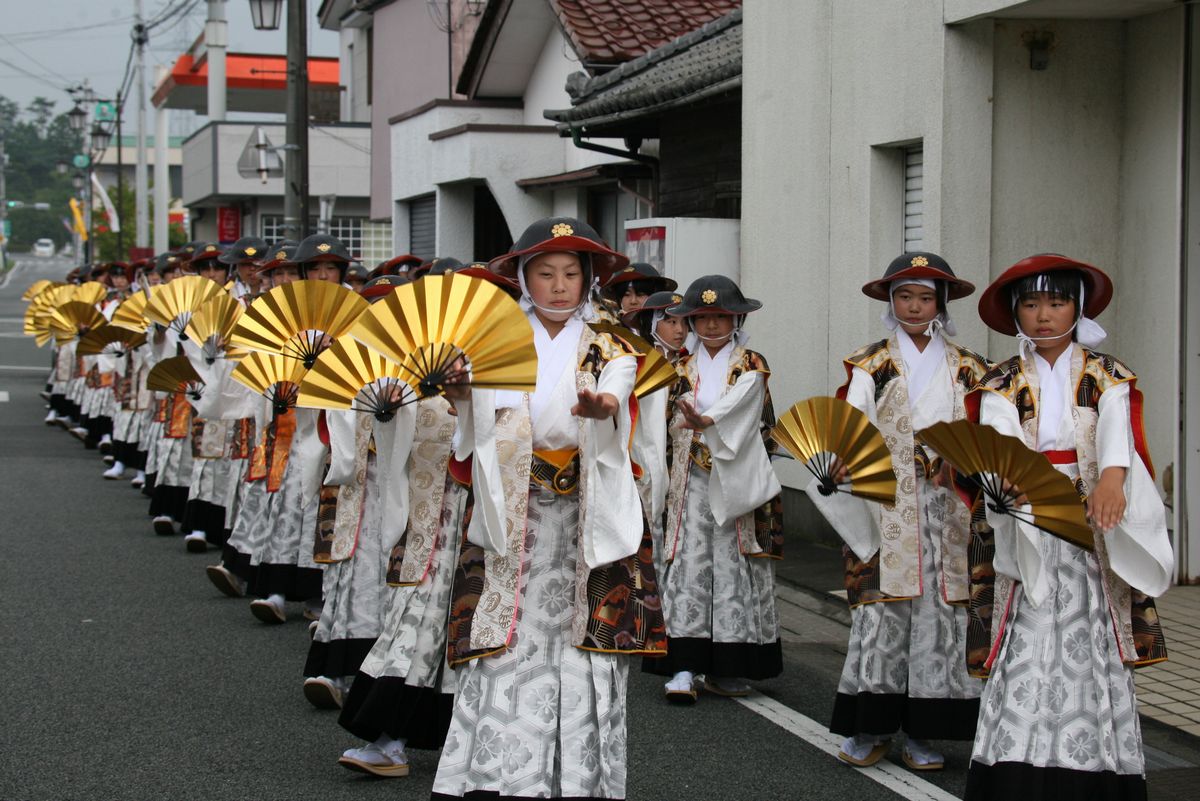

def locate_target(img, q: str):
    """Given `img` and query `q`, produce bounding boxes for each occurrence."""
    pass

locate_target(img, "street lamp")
[248,0,283,30]
[72,172,86,190]
[67,103,88,134]
[91,124,112,153]
[56,160,69,175]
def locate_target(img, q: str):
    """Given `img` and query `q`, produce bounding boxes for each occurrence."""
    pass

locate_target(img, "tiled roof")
[545,7,740,135]
[551,0,740,65]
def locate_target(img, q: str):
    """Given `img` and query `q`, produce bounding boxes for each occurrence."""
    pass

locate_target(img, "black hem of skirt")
[141,472,157,496]
[303,637,376,679]
[249,562,323,602]
[180,499,228,547]
[828,692,980,740]
[641,636,783,680]
[85,414,112,441]
[148,483,189,523]
[964,760,1147,801]
[338,672,454,749]
[431,794,611,800]
[112,439,135,465]
[50,394,69,415]
[221,544,256,584]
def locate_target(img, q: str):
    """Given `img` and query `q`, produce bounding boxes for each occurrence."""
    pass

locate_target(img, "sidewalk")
[1135,585,1200,737]
[775,539,1200,738]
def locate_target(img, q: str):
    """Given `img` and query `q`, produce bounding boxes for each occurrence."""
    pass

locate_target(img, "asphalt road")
[0,256,1194,800]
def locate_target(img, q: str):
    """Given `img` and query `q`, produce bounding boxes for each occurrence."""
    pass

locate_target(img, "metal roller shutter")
[409,194,436,260]
[903,146,924,252]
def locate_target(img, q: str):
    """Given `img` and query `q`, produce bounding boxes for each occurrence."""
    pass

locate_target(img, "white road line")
[734,692,961,801]
[0,391,9,402]
[0,364,48,372]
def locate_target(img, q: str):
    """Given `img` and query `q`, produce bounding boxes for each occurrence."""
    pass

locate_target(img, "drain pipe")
[569,129,658,212]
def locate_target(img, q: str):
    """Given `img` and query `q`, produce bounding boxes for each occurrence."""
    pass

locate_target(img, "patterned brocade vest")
[963,347,1167,677]
[836,336,991,605]
[664,346,783,562]
[446,326,667,666]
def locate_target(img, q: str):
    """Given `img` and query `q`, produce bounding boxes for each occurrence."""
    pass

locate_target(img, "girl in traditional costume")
[965,254,1173,800]
[431,218,664,800]
[335,267,518,776]
[648,275,782,703]
[811,253,989,770]
[622,290,688,583]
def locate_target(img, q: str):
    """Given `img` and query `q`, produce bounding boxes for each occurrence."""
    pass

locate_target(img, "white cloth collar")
[695,340,734,414]
[895,328,946,409]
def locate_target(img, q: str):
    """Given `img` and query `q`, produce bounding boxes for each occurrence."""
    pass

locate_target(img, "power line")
[0,56,68,93]
[0,33,73,86]
[2,18,136,43]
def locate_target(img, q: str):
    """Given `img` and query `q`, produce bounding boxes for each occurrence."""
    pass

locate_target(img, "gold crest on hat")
[911,256,929,268]
[275,250,287,261]
[317,243,332,253]
[701,289,718,305]
[205,245,218,252]
[379,277,392,285]
[551,223,574,237]
[672,294,682,304]
[245,247,257,256]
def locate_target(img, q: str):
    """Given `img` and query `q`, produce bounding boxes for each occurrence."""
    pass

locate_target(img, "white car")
[32,239,55,257]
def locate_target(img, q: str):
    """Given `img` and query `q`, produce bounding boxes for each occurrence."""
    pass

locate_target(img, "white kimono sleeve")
[373,405,417,551]
[980,391,1051,606]
[701,371,782,527]
[321,410,360,486]
[459,389,507,556]
[293,408,330,503]
[1097,384,1174,597]
[805,367,880,560]
[631,386,670,522]
[581,354,642,568]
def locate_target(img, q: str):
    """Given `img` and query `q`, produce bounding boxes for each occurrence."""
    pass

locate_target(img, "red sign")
[217,207,241,243]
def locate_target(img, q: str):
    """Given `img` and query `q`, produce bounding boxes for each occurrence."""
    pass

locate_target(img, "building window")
[904,145,924,252]
[409,195,436,260]
[359,221,394,266]
[261,214,371,258]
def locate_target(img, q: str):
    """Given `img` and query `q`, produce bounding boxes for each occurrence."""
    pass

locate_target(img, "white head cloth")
[880,278,957,337]
[1012,274,1107,358]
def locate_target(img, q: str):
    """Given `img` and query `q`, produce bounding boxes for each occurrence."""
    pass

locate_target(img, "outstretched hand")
[572,389,619,420]
[676,399,713,431]
[1087,466,1127,531]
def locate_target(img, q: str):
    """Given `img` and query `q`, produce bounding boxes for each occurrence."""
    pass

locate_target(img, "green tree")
[91,182,187,261]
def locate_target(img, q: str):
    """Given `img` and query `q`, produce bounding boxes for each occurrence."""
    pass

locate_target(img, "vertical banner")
[217,207,241,244]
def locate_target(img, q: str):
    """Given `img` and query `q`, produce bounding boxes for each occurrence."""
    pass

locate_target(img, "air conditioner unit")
[623,217,740,292]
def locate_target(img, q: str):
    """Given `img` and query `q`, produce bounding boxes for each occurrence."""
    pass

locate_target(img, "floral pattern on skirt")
[432,486,629,799]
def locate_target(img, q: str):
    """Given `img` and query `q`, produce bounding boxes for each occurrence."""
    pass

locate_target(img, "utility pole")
[0,134,7,268]
[284,0,310,241]
[154,66,169,254]
[134,0,149,250]
[116,90,124,259]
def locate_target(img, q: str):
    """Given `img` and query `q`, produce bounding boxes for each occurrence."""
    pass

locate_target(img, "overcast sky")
[0,0,338,125]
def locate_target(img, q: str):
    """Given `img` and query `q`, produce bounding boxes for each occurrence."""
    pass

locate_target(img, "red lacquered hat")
[978,253,1113,336]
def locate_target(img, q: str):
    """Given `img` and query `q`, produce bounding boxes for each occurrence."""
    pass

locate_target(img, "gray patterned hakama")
[832,485,981,738]
[971,538,1144,777]
[432,486,628,800]
[359,478,466,690]
[655,463,779,678]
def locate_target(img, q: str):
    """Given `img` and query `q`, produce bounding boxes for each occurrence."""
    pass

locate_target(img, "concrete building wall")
[369,0,453,219]
[1114,9,1185,476]
[743,0,1186,516]
[339,26,372,123]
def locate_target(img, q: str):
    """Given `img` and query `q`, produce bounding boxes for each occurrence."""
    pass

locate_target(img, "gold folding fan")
[770,396,898,504]
[232,351,310,416]
[588,321,681,398]
[77,325,147,357]
[73,281,109,306]
[230,281,368,368]
[110,288,152,331]
[297,336,416,421]
[351,271,537,400]
[916,420,1093,549]
[24,286,66,336]
[22,279,63,301]
[146,355,205,399]
[48,301,107,343]
[144,275,225,337]
[185,293,247,364]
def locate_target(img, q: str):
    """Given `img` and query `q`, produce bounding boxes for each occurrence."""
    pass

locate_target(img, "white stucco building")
[741,0,1197,582]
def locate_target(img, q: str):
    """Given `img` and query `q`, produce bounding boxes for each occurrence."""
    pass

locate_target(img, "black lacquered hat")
[294,234,356,265]
[189,243,226,266]
[603,261,677,297]
[861,252,974,301]
[488,217,628,284]
[154,251,184,275]
[411,257,466,278]
[218,237,270,266]
[668,275,762,316]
